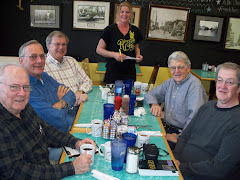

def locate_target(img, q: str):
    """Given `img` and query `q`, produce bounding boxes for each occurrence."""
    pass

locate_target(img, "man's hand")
[72,152,92,174]
[57,85,70,101]
[150,104,163,117]
[75,138,96,150]
[166,133,178,143]
[75,91,88,106]
[175,160,180,167]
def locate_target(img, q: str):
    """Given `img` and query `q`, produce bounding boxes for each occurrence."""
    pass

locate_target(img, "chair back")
[148,64,160,85]
[81,58,90,78]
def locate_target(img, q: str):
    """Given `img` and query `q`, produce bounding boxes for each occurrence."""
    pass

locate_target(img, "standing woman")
[96,1,143,84]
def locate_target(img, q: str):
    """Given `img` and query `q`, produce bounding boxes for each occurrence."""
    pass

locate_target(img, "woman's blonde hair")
[116,1,133,22]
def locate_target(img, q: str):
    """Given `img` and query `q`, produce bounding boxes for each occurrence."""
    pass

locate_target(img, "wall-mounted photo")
[114,4,142,28]
[146,5,190,43]
[73,0,110,30]
[30,5,60,28]
[224,17,240,50]
[193,15,224,42]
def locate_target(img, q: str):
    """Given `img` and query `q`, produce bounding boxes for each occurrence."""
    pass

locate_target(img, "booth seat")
[0,56,19,65]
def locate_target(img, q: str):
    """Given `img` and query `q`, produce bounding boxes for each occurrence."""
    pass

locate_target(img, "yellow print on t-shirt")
[117,30,135,51]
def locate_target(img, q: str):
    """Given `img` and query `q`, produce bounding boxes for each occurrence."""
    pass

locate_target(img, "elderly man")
[19,40,77,161]
[44,31,93,105]
[173,62,240,179]
[0,64,95,179]
[19,40,76,133]
[145,51,207,149]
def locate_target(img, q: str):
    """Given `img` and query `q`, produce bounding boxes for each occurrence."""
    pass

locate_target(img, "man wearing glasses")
[44,31,93,106]
[0,64,95,179]
[145,51,207,149]
[19,40,77,162]
[173,62,240,179]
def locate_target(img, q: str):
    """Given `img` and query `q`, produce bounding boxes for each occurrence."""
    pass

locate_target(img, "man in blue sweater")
[19,40,77,162]
[174,62,240,179]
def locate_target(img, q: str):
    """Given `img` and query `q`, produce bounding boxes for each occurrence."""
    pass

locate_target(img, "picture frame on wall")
[114,4,142,28]
[146,5,190,43]
[193,15,224,42]
[224,17,240,50]
[30,5,60,28]
[73,0,110,30]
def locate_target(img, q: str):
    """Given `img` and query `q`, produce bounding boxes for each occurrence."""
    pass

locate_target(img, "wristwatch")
[79,90,85,94]
[60,100,68,109]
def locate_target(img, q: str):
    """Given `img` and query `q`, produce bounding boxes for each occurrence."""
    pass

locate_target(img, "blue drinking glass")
[115,80,124,96]
[111,139,127,171]
[124,79,133,95]
[129,94,136,115]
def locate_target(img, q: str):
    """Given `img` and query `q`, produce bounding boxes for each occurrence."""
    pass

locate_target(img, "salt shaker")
[125,146,140,173]
[107,89,115,104]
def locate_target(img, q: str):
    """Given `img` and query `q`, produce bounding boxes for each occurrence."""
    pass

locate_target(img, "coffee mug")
[137,132,150,148]
[86,119,103,137]
[141,83,149,94]
[80,144,95,165]
[101,88,110,100]
[99,141,111,162]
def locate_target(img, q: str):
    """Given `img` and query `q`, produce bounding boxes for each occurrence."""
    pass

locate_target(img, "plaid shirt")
[0,103,79,179]
[44,54,93,93]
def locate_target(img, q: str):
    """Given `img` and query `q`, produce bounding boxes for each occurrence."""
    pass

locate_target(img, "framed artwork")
[224,17,240,50]
[73,0,110,30]
[30,5,60,28]
[193,15,224,42]
[146,5,190,43]
[114,4,142,28]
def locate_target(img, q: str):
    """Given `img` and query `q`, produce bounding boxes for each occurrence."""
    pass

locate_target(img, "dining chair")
[148,64,160,85]
[81,58,90,78]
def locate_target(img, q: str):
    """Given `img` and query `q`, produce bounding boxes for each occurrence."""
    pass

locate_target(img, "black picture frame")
[224,16,240,50]
[73,0,110,30]
[146,5,190,43]
[193,15,224,42]
[30,5,60,29]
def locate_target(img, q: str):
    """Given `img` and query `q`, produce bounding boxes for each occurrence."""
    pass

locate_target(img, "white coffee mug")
[86,119,103,137]
[134,81,142,90]
[99,141,111,162]
[101,88,110,100]
[80,144,95,165]
[137,132,150,148]
[141,83,149,94]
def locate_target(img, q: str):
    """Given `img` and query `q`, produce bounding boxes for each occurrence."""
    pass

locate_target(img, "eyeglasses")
[215,79,239,86]
[0,82,32,92]
[169,66,185,71]
[22,53,46,61]
[50,43,67,47]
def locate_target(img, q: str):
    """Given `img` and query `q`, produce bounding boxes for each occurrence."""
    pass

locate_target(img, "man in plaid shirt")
[45,31,93,106]
[0,64,95,179]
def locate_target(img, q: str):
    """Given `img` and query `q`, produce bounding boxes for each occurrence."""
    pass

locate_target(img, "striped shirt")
[44,53,93,93]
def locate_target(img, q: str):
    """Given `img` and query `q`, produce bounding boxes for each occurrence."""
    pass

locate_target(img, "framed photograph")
[193,15,224,42]
[73,0,110,30]
[224,17,240,50]
[30,5,60,28]
[114,4,142,28]
[146,5,190,43]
